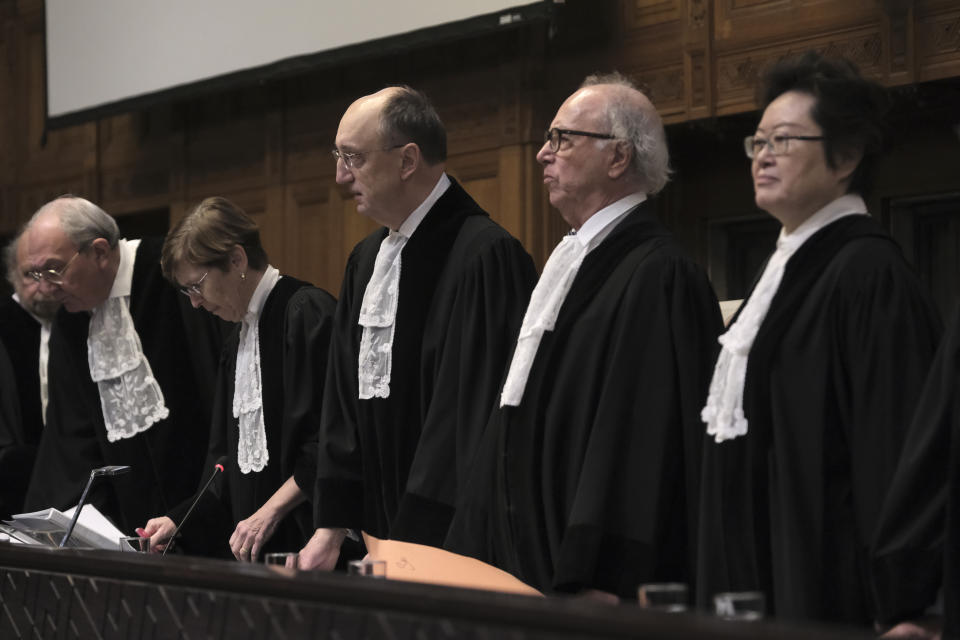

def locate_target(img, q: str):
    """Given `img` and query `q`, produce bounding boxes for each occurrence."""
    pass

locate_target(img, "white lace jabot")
[234,266,280,474]
[701,194,868,443]
[357,173,450,399]
[500,192,645,407]
[87,238,170,442]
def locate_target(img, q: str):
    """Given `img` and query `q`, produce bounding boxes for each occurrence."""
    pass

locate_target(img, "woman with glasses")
[697,52,942,627]
[141,197,337,562]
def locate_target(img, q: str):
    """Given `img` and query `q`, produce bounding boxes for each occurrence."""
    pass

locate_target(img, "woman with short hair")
[142,196,336,561]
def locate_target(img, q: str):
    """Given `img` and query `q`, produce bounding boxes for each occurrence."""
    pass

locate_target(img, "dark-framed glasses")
[744,134,825,159]
[544,127,616,152]
[25,250,80,285]
[178,271,208,297]
[331,144,405,170]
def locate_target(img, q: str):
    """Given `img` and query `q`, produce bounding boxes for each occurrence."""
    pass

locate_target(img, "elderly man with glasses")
[297,86,536,570]
[445,73,722,599]
[19,195,224,534]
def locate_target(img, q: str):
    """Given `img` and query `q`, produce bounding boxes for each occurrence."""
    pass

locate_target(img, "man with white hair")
[20,196,222,533]
[445,73,722,598]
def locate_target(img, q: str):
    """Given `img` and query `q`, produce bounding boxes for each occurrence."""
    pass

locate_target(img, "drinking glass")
[637,583,689,612]
[713,591,765,621]
[119,536,151,553]
[348,558,387,578]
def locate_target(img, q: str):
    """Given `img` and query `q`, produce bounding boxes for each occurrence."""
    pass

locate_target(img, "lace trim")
[234,318,268,473]
[88,296,169,442]
[358,233,408,399]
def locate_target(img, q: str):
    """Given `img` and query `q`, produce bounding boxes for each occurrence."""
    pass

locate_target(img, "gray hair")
[581,72,671,194]
[30,195,120,250]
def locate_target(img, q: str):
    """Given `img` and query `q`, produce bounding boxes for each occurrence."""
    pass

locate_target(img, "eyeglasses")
[26,250,80,285]
[331,144,405,170]
[178,271,208,297]
[544,127,616,152]
[744,134,825,159]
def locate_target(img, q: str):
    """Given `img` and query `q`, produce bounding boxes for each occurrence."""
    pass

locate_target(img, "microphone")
[161,456,227,557]
[59,465,132,548]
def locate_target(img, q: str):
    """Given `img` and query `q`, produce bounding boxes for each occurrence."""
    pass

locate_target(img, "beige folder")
[361,533,542,596]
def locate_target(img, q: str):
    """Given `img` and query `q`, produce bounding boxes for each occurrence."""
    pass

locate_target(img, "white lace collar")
[356,174,451,400]
[87,238,169,442]
[701,194,868,443]
[234,266,280,474]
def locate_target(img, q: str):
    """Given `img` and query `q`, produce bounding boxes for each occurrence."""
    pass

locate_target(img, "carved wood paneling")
[916,8,960,81]
[715,28,885,115]
[623,0,682,31]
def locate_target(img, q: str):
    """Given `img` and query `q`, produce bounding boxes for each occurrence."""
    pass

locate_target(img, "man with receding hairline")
[299,86,536,570]
[445,74,722,599]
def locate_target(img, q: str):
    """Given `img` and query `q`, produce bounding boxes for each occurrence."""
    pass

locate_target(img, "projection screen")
[45,0,552,127]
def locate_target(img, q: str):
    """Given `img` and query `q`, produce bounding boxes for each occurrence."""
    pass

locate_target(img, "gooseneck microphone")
[59,465,132,548]
[161,456,227,557]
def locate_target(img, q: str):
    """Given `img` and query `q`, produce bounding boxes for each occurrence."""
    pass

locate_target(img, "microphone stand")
[59,465,131,548]
[162,457,226,557]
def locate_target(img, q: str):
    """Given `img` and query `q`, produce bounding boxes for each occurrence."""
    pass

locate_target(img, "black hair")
[379,86,447,165]
[758,51,889,196]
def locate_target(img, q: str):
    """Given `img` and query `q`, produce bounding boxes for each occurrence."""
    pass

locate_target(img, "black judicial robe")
[0,297,43,518]
[696,215,942,624]
[871,302,960,634]
[444,205,723,598]
[23,239,223,533]
[314,178,537,546]
[171,278,336,557]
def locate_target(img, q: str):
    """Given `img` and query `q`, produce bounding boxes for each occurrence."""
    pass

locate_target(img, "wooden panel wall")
[2,0,960,294]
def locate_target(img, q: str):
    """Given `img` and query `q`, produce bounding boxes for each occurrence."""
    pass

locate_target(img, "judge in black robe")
[142,197,336,561]
[0,296,45,518]
[22,197,222,534]
[303,87,536,569]
[445,78,722,599]
[870,302,960,636]
[163,281,335,558]
[696,53,942,625]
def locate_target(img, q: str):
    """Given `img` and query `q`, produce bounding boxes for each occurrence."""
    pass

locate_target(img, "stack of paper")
[3,504,124,550]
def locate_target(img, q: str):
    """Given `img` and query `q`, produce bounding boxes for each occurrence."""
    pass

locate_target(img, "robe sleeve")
[552,256,722,598]
[390,233,536,546]
[871,306,955,624]
[831,250,942,620]
[23,312,112,515]
[314,251,366,530]
[0,339,30,519]
[282,287,337,501]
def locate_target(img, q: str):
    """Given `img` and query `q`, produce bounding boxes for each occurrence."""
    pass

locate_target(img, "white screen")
[46,0,545,122]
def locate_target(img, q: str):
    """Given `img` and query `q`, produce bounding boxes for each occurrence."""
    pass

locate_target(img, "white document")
[6,504,124,550]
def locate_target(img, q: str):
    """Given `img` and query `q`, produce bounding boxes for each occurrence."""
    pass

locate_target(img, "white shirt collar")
[395,173,451,239]
[245,266,281,324]
[108,238,141,298]
[778,193,867,251]
[574,192,647,249]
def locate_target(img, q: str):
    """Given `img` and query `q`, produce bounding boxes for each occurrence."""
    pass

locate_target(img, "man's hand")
[141,516,176,553]
[297,528,347,571]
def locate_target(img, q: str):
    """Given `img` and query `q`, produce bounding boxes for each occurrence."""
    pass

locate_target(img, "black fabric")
[170,278,336,558]
[0,297,41,519]
[871,301,960,632]
[445,204,723,599]
[313,178,537,547]
[23,238,224,533]
[696,215,943,625]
